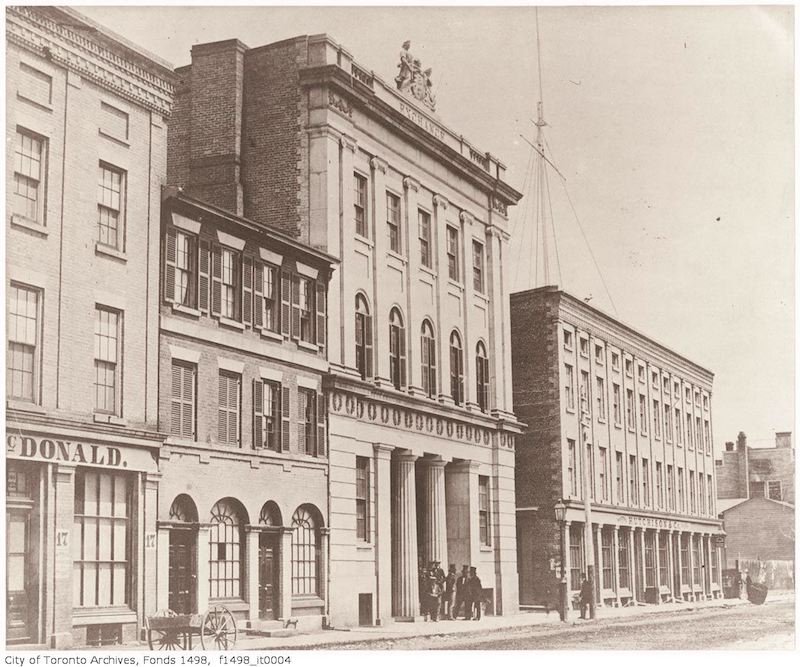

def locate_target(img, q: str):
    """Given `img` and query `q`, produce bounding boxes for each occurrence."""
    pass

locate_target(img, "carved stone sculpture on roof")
[395,40,437,112]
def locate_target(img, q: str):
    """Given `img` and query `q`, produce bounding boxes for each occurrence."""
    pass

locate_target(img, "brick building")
[5,6,174,647]
[155,190,336,634]
[511,287,725,613]
[167,35,523,627]
[715,431,794,505]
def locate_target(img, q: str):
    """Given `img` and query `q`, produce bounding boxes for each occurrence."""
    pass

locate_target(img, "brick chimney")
[775,431,793,449]
[171,39,248,215]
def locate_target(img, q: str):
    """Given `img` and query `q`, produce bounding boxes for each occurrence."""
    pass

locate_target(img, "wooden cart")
[145,605,237,650]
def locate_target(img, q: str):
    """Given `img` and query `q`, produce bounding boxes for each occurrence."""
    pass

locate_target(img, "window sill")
[613,422,622,430]
[219,316,245,331]
[473,291,489,304]
[480,545,493,552]
[93,413,125,426]
[291,596,325,610]
[17,92,53,113]
[98,129,130,148]
[354,234,374,249]
[297,339,320,352]
[209,599,249,613]
[95,243,127,262]
[356,543,374,551]
[7,399,45,413]
[72,607,136,625]
[10,214,48,237]
[172,303,201,318]
[447,279,464,292]
[260,328,283,342]
[419,265,437,280]
[386,249,407,264]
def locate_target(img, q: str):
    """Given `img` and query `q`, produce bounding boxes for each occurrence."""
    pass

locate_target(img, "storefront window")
[291,506,320,596]
[209,500,244,599]
[73,470,131,607]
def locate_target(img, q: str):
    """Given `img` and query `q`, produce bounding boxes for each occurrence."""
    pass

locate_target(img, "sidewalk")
[208,590,796,650]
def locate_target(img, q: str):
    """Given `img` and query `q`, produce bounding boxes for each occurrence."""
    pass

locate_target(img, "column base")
[394,615,426,623]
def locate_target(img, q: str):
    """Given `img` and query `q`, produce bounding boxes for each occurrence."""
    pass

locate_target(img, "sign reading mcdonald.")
[7,434,127,468]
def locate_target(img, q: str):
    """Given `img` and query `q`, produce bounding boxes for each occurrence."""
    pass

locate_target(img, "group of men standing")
[419,560,484,621]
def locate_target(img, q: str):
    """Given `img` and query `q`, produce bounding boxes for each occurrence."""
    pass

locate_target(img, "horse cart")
[145,605,238,650]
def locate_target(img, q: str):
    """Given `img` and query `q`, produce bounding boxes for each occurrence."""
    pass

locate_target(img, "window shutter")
[364,315,373,379]
[211,246,222,316]
[253,262,264,329]
[315,281,326,349]
[164,227,177,304]
[291,276,300,340]
[198,239,211,313]
[420,335,429,394]
[170,362,181,435]
[281,271,291,337]
[399,327,407,388]
[252,379,263,449]
[230,376,240,446]
[218,373,228,443]
[317,392,326,457]
[281,388,291,452]
[297,392,306,454]
[431,341,437,392]
[242,256,253,327]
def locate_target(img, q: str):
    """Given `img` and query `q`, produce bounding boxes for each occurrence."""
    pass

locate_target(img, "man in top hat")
[454,565,470,619]
[466,566,483,620]
[443,564,457,619]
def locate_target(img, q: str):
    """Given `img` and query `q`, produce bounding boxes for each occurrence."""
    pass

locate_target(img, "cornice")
[7,6,174,117]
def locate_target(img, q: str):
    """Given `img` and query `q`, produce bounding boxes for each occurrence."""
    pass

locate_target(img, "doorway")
[6,508,34,643]
[258,532,279,620]
[168,529,196,614]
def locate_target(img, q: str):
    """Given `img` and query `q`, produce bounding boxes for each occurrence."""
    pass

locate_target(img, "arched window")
[476,342,490,412]
[355,295,373,380]
[209,499,245,599]
[169,494,198,523]
[259,501,282,528]
[420,319,437,399]
[449,331,464,406]
[291,506,320,596]
[388,308,406,390]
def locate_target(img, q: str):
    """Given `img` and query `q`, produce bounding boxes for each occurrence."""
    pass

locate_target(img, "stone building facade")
[511,287,725,612]
[715,432,794,505]
[5,6,173,647]
[155,191,336,633]
[166,35,523,628]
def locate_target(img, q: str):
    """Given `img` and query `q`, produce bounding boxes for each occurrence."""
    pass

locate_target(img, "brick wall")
[716,447,747,498]
[748,448,795,505]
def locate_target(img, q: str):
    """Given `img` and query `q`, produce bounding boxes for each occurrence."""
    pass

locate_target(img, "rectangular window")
[698,474,706,515]
[218,371,241,446]
[356,456,370,541]
[472,240,485,293]
[696,416,703,450]
[563,329,573,350]
[611,352,620,370]
[94,307,121,415]
[580,371,590,414]
[478,476,490,546]
[254,380,281,451]
[579,337,589,357]
[638,394,647,434]
[637,364,645,382]
[656,461,663,509]
[599,447,608,501]
[642,458,650,507]
[419,209,432,268]
[707,474,714,512]
[569,526,583,591]
[387,192,401,253]
[220,248,240,320]
[651,371,659,388]
[99,102,129,142]
[626,389,635,431]
[749,481,765,498]
[602,530,613,589]
[704,420,711,453]
[13,129,45,223]
[297,276,315,343]
[629,455,638,505]
[73,470,131,607]
[7,284,40,403]
[594,344,604,365]
[644,532,655,587]
[354,173,368,237]
[667,464,674,510]
[675,408,683,444]
[564,364,575,410]
[767,480,782,501]
[18,62,52,107]
[680,535,690,583]
[446,226,459,281]
[618,531,630,589]
[615,452,624,503]
[174,231,197,308]
[596,376,606,420]
[686,413,693,449]
[665,405,673,443]
[567,439,577,497]
[689,471,696,513]
[260,264,279,332]
[97,164,125,250]
[653,400,661,438]
[170,361,196,439]
[586,444,595,500]
[678,468,685,512]
[624,357,633,376]
[297,388,318,456]
[612,383,621,425]
[692,536,702,584]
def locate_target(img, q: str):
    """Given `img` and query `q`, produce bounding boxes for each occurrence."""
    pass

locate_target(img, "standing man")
[444,564,457,619]
[467,566,483,620]
[579,573,592,619]
[454,565,469,619]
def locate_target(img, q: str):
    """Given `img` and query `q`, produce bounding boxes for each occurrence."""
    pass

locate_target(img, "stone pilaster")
[433,194,453,405]
[279,527,293,620]
[51,464,75,648]
[143,474,160,619]
[339,134,358,370]
[320,527,330,621]
[421,457,449,564]
[459,210,476,410]
[638,527,646,603]
[595,524,604,606]
[373,443,394,625]
[392,450,420,619]
[653,530,661,604]
[370,156,391,388]
[563,521,572,598]
[404,176,424,396]
[675,531,684,601]
[196,524,211,614]
[246,528,259,621]
[628,527,637,602]
[612,526,621,607]
[686,532,695,601]
[156,526,171,612]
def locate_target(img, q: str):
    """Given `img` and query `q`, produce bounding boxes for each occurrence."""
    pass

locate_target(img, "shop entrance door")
[6,508,34,643]
[169,529,196,614]
[258,533,279,620]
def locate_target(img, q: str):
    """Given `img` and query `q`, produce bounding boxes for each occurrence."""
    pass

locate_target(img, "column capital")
[433,193,449,210]
[403,176,420,192]
[420,455,449,468]
[308,124,342,143]
[612,524,620,533]
[486,224,509,242]
[394,449,419,463]
[370,156,388,174]
[373,443,395,459]
[320,527,332,537]
[449,458,480,472]
[459,210,475,226]
[340,133,358,152]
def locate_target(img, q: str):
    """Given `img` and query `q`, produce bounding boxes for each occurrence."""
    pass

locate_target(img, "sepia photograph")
[3,1,795,655]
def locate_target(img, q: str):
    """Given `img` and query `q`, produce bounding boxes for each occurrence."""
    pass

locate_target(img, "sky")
[75,3,795,454]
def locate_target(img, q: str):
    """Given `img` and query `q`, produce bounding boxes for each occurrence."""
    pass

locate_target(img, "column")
[445,460,481,570]
[715,540,723,596]
[338,134,358,371]
[612,526,621,607]
[627,527,637,604]
[705,534,713,599]
[373,444,394,625]
[51,464,75,648]
[370,156,391,387]
[392,451,420,619]
[653,531,662,604]
[279,527,293,620]
[675,531,684,601]
[143,474,160,619]
[638,527,646,603]
[196,525,211,614]
[156,526,171,612]
[459,210,476,410]
[595,524,604,607]
[404,176,424,396]
[563,521,572,607]
[486,226,504,414]
[686,532,695,601]
[246,529,259,622]
[421,457,448,564]
[433,194,453,405]
[666,531,675,602]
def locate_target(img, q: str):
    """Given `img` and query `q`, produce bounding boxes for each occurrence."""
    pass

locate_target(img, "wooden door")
[6,509,33,643]
[258,533,279,620]
[169,529,196,614]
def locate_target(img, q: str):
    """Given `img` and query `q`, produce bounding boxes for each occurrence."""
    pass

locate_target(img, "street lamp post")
[554,500,568,622]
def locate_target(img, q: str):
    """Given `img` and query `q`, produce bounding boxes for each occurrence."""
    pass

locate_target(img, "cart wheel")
[200,605,237,650]
[148,627,185,650]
